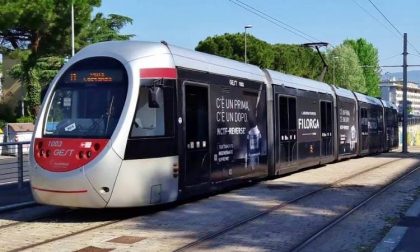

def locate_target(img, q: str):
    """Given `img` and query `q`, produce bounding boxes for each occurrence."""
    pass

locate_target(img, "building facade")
[380,78,420,116]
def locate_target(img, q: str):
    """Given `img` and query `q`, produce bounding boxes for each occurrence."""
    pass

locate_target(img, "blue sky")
[96,0,420,73]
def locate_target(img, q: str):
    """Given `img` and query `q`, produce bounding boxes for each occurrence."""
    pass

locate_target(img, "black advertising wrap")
[338,98,358,155]
[177,69,268,182]
[296,91,321,159]
[209,76,268,180]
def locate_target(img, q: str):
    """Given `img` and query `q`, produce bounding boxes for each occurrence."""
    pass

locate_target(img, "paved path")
[0,182,33,207]
[375,195,420,252]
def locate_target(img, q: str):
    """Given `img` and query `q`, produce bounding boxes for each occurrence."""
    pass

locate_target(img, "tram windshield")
[43,57,128,138]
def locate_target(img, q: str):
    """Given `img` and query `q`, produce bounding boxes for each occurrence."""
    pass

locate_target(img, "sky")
[95,0,420,74]
[3,0,418,74]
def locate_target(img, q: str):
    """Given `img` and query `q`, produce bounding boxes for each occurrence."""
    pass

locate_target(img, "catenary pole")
[71,3,75,56]
[244,25,252,63]
[402,33,408,153]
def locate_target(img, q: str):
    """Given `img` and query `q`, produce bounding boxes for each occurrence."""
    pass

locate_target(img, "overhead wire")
[232,0,321,42]
[351,0,400,40]
[407,52,420,66]
[380,53,402,62]
[408,53,420,59]
[367,0,420,56]
[367,0,402,36]
[228,0,319,43]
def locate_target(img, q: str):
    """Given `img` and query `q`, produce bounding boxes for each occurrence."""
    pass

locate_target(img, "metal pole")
[71,3,75,56]
[17,143,23,189]
[244,28,247,63]
[402,33,408,153]
[244,25,252,64]
[21,99,24,117]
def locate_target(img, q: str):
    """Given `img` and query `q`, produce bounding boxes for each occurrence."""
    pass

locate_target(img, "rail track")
[3,204,171,252]
[173,156,420,252]
[290,165,420,251]
[1,155,418,252]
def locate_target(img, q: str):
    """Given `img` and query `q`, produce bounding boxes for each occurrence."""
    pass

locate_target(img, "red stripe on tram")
[32,186,88,193]
[140,68,177,79]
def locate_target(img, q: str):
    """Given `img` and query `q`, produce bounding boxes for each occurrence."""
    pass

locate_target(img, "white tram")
[29,41,398,208]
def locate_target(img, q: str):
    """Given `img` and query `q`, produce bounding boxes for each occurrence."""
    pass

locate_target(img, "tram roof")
[354,92,383,106]
[75,41,170,62]
[265,69,335,95]
[331,86,357,100]
[380,99,398,110]
[167,44,266,83]
[76,41,267,83]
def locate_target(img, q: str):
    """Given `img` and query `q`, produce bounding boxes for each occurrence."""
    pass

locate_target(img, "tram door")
[320,101,333,156]
[360,107,369,152]
[277,95,297,168]
[183,84,210,186]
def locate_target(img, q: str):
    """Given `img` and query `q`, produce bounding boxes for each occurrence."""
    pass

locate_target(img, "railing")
[0,142,31,189]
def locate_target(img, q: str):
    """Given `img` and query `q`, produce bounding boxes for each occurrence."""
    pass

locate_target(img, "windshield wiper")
[105,96,115,135]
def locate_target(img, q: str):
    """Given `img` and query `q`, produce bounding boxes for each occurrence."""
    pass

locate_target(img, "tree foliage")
[0,0,99,118]
[9,54,64,116]
[343,38,380,97]
[196,33,275,68]
[77,13,134,47]
[272,44,323,79]
[196,33,323,79]
[0,0,133,119]
[0,0,100,56]
[325,44,367,93]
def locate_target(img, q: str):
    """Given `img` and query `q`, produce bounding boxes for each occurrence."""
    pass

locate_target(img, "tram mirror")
[148,86,161,108]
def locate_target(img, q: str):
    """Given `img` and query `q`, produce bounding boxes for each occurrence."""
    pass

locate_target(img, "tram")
[29,41,399,208]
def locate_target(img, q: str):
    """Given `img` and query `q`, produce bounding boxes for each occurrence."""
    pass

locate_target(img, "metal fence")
[0,142,30,188]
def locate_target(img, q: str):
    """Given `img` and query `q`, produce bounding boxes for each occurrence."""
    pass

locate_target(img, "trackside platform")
[374,196,420,252]
[0,182,33,208]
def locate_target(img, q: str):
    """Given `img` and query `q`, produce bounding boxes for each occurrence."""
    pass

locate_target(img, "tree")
[77,13,134,47]
[0,0,100,56]
[325,44,367,93]
[7,52,64,117]
[196,33,274,68]
[0,0,100,117]
[0,1,133,118]
[272,44,323,79]
[196,33,323,78]
[344,38,381,97]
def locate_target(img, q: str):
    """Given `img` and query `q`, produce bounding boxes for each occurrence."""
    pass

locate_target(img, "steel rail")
[5,155,419,252]
[289,165,420,252]
[173,155,419,252]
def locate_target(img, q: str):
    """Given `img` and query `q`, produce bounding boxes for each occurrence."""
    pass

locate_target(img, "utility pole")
[244,25,252,63]
[71,2,75,56]
[402,33,408,153]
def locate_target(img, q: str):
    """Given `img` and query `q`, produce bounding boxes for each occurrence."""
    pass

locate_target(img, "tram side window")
[377,109,384,131]
[361,108,368,133]
[279,97,289,133]
[130,80,174,137]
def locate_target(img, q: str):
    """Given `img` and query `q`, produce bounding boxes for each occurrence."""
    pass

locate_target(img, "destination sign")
[65,69,123,83]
